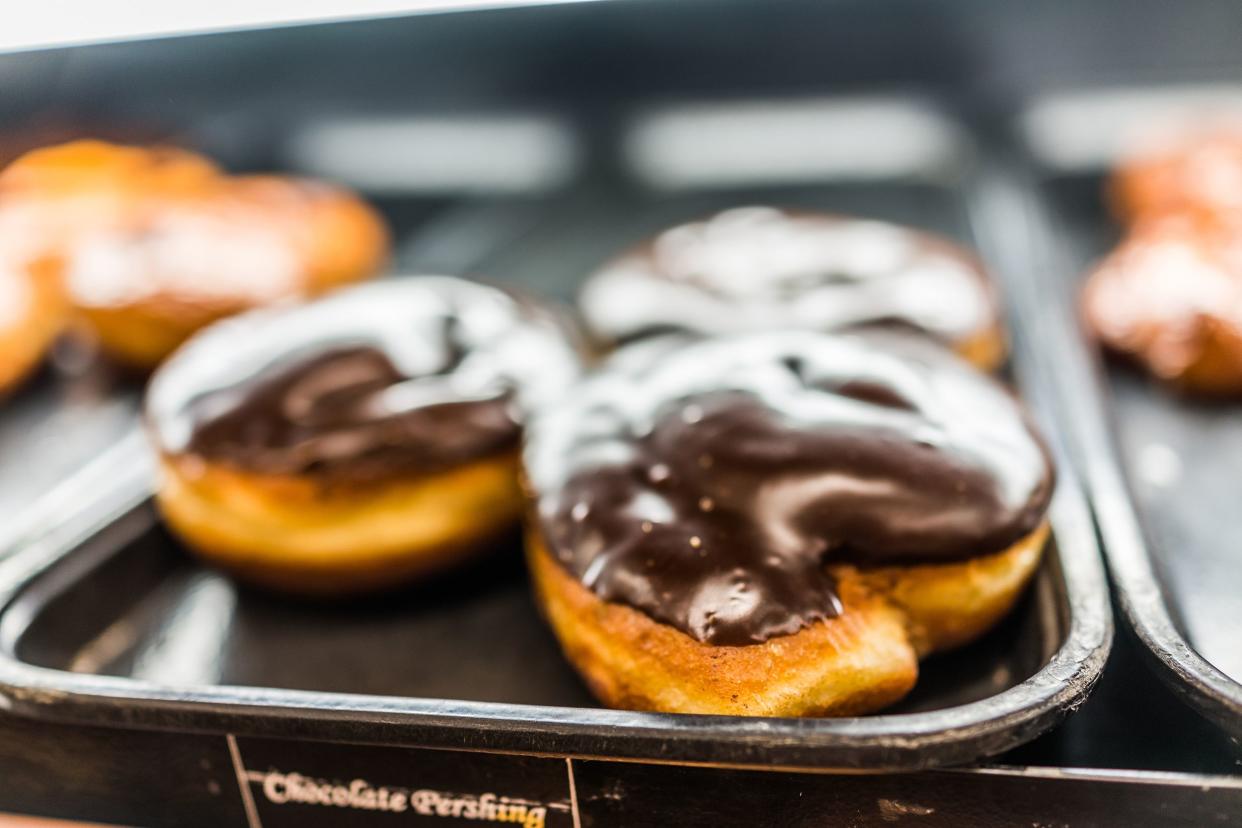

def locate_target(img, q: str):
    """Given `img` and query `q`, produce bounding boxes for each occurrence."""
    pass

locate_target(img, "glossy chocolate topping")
[579,207,998,345]
[525,331,1053,645]
[147,277,582,483]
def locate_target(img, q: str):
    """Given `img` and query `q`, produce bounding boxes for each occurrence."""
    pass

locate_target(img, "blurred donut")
[579,207,1005,369]
[0,140,389,368]
[1084,212,1242,394]
[1111,126,1242,223]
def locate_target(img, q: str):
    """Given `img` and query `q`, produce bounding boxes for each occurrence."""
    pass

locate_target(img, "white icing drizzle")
[579,207,995,343]
[147,276,583,453]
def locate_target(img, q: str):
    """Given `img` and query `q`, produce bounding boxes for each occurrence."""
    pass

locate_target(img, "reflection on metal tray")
[0,174,1110,771]
[1009,92,1242,739]
[0,361,137,538]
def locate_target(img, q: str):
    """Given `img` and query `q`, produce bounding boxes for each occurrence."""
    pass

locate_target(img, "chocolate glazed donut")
[147,277,582,595]
[579,207,1005,370]
[523,330,1054,716]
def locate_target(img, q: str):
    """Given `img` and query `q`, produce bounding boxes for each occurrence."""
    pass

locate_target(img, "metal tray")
[0,163,1112,772]
[1002,87,1242,739]
[1007,161,1242,741]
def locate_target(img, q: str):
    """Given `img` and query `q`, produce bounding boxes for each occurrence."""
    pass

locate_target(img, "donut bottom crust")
[0,259,65,395]
[527,521,1048,717]
[1166,317,1242,395]
[853,521,1049,657]
[156,451,522,595]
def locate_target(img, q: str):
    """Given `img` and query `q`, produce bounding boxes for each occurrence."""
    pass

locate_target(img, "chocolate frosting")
[147,277,582,483]
[525,331,1053,645]
[579,206,998,345]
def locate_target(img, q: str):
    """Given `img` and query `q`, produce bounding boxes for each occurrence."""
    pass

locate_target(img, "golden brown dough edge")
[526,521,1048,717]
[77,299,250,371]
[155,450,523,596]
[852,521,1049,657]
[0,257,65,396]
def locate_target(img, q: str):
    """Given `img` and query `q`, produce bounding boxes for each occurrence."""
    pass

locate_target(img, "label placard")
[229,736,575,828]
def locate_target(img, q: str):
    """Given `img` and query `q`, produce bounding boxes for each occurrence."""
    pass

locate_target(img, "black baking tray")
[0,141,1112,771]
[1001,135,1242,741]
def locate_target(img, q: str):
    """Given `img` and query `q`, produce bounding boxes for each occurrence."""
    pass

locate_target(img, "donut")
[578,207,1005,370]
[0,141,221,270]
[146,277,582,594]
[0,140,389,368]
[0,253,64,396]
[1084,212,1242,394]
[1110,126,1242,223]
[0,140,219,206]
[523,331,1054,716]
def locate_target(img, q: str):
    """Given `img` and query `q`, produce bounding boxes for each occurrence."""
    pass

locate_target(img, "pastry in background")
[0,140,389,369]
[523,330,1054,716]
[0,140,219,205]
[0,254,64,396]
[578,206,1006,370]
[1084,212,1242,395]
[146,277,581,595]
[1110,126,1242,224]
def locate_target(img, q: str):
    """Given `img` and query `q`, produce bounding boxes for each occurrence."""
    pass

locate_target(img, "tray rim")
[1000,158,1242,738]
